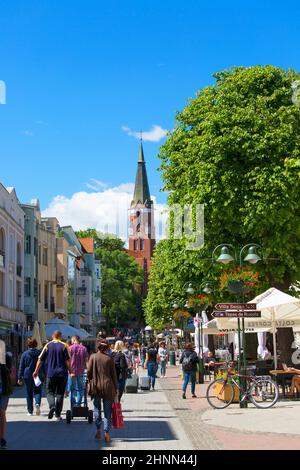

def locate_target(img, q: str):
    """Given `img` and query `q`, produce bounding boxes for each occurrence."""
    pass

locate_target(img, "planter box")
[214,381,239,402]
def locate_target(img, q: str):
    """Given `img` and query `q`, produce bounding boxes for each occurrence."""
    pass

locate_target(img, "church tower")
[128,142,155,294]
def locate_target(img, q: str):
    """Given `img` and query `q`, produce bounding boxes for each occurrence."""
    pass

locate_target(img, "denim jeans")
[160,360,167,377]
[182,370,196,395]
[93,397,113,433]
[24,378,42,414]
[70,375,85,407]
[147,362,157,388]
[117,378,126,402]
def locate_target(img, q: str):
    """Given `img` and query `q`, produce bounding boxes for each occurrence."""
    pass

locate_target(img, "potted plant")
[214,369,240,402]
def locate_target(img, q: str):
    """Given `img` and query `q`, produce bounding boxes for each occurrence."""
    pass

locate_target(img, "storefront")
[0,307,26,384]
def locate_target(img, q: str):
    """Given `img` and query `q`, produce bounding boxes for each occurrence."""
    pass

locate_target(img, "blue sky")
[1,0,300,229]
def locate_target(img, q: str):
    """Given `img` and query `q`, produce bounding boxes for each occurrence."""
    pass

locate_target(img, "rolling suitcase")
[139,376,151,391]
[125,375,138,393]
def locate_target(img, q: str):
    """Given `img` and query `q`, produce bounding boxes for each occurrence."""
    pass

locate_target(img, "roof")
[79,237,94,254]
[131,142,151,207]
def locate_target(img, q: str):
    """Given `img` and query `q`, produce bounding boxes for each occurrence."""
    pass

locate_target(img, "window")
[44,282,48,309]
[140,239,144,251]
[97,305,100,314]
[42,247,48,266]
[134,239,138,250]
[34,238,38,257]
[34,279,38,297]
[25,235,31,254]
[82,279,85,288]
[24,277,31,297]
[82,302,86,314]
[38,283,41,303]
[38,244,41,264]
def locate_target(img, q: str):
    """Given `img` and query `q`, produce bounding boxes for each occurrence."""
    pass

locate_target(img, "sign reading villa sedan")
[215,303,257,311]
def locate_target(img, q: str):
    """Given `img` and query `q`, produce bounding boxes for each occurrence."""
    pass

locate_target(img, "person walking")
[140,344,147,368]
[132,343,140,375]
[111,341,128,402]
[180,342,199,399]
[18,337,43,416]
[33,330,71,421]
[87,339,118,443]
[0,340,13,450]
[69,336,88,407]
[123,342,134,378]
[158,342,168,378]
[144,344,160,390]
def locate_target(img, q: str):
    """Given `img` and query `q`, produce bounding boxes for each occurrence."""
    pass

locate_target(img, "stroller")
[66,371,93,424]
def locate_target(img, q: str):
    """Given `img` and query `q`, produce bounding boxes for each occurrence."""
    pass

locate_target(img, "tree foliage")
[76,230,144,330]
[145,65,300,329]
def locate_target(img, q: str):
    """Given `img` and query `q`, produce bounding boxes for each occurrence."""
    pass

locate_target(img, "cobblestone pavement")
[164,366,300,450]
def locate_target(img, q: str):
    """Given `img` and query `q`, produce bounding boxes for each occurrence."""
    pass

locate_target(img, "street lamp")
[211,242,264,407]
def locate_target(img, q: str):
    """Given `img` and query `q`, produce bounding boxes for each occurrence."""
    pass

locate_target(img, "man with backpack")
[180,342,199,399]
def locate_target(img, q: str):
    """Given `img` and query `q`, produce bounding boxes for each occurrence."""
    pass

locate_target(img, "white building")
[0,184,25,354]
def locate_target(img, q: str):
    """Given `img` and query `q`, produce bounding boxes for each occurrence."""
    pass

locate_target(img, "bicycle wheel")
[206,379,235,409]
[249,378,279,409]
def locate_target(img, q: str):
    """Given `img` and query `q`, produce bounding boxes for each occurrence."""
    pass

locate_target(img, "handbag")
[112,401,124,429]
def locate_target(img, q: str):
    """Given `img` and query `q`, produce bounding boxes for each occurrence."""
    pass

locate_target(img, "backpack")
[147,348,157,363]
[112,352,127,379]
[182,353,195,372]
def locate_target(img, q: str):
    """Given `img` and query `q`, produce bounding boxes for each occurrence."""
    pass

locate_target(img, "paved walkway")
[6,372,193,450]
[6,365,300,450]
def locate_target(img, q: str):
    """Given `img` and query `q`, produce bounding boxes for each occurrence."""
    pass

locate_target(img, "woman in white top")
[158,342,168,378]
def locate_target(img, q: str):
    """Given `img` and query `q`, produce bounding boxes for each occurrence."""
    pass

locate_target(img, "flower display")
[219,267,259,292]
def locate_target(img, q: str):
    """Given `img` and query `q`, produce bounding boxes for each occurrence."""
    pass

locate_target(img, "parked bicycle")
[206,367,279,409]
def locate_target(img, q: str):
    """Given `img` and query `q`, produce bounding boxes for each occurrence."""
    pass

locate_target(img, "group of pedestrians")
[0,331,202,448]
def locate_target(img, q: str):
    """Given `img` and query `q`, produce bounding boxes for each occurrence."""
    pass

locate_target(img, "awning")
[45,317,92,340]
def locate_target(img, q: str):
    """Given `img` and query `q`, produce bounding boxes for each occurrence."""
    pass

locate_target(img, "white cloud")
[42,182,167,243]
[23,130,34,137]
[122,124,168,142]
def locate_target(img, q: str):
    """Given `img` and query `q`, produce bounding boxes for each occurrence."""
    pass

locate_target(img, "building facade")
[0,184,25,356]
[21,202,58,326]
[128,143,155,294]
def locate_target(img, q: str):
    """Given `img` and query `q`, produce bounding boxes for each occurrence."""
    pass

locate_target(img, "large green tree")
[145,66,300,339]
[76,230,144,331]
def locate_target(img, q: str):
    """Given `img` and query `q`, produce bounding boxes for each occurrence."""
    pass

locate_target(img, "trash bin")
[169,350,176,366]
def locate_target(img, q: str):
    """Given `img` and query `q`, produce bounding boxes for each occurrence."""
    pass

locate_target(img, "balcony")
[56,276,65,287]
[16,265,22,277]
[0,250,5,268]
[76,287,87,295]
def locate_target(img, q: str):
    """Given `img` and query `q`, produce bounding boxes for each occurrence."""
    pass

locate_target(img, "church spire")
[131,141,151,207]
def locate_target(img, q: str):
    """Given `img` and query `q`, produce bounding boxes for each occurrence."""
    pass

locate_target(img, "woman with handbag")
[87,339,118,443]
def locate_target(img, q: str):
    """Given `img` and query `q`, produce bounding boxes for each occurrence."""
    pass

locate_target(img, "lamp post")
[212,242,264,407]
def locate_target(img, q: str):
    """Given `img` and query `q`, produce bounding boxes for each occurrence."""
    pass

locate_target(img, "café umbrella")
[217,287,300,368]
